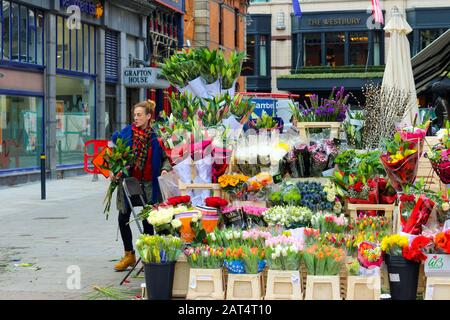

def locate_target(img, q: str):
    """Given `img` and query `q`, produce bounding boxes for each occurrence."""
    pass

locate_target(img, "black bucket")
[144,261,176,300]
[384,254,420,300]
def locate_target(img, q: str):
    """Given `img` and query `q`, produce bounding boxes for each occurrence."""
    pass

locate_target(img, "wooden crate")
[226,273,264,300]
[346,276,381,300]
[296,122,341,142]
[172,255,190,298]
[425,277,450,300]
[304,275,341,300]
[345,203,397,233]
[264,270,302,300]
[186,268,225,300]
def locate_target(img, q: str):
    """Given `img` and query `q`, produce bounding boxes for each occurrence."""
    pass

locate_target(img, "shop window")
[259,35,267,76]
[304,33,321,66]
[349,32,368,65]
[57,16,96,75]
[420,29,446,51]
[242,34,255,76]
[326,32,345,67]
[0,94,43,171]
[373,31,382,66]
[55,75,95,165]
[0,1,43,64]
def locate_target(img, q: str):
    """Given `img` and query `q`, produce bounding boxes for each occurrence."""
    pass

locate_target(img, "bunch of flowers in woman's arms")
[102,138,135,218]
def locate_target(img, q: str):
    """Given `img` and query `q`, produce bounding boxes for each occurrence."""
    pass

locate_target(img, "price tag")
[197,275,213,281]
[389,273,400,282]
[189,276,197,289]
[291,274,300,284]
[273,174,283,184]
[426,285,434,300]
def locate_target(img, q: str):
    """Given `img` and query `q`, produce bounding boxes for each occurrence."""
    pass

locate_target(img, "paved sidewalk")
[0,175,145,300]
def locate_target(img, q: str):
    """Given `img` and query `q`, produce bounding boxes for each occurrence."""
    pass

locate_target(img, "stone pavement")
[0,174,145,300]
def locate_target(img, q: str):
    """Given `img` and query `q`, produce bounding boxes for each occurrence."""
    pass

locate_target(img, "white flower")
[271,253,277,260]
[281,248,288,257]
[192,214,199,223]
[233,230,241,239]
[171,219,182,229]
[210,233,216,241]
[442,202,450,212]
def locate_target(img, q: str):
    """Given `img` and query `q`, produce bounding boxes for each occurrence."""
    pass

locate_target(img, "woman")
[111,100,171,271]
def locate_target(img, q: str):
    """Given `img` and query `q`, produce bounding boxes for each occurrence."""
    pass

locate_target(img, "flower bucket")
[144,261,176,300]
[384,254,420,300]
[175,212,197,244]
[201,215,220,233]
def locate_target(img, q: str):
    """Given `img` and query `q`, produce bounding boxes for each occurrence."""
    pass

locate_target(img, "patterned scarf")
[132,124,152,172]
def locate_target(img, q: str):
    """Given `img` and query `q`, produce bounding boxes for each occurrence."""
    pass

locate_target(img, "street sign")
[123,67,170,89]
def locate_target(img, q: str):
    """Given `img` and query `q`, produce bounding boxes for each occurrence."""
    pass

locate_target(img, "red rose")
[378,178,387,190]
[205,197,228,208]
[367,179,377,189]
[353,181,363,193]
[167,195,191,206]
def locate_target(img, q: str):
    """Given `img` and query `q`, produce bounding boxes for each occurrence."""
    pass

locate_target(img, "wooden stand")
[172,255,190,298]
[186,268,225,300]
[346,276,381,300]
[425,277,450,300]
[178,161,223,198]
[296,122,341,142]
[304,275,341,300]
[264,270,302,300]
[346,203,395,222]
[226,273,264,300]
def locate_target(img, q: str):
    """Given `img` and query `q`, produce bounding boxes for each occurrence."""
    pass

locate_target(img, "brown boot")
[114,251,136,271]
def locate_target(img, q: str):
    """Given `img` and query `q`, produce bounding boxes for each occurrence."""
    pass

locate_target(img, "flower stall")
[110,55,450,301]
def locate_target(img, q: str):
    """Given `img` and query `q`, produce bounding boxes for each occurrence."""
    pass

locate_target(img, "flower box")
[304,275,341,300]
[172,255,190,298]
[424,254,450,277]
[186,268,225,300]
[296,122,341,142]
[264,270,302,300]
[226,273,264,300]
[345,276,381,300]
[424,277,450,300]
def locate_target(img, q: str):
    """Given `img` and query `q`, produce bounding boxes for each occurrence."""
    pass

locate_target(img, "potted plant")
[135,235,183,300]
[264,235,303,300]
[184,245,225,300]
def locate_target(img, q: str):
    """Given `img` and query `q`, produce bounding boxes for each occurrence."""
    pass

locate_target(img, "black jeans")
[118,189,154,252]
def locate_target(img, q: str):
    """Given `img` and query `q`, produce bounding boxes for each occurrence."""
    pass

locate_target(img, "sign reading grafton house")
[123,67,170,89]
[308,18,361,26]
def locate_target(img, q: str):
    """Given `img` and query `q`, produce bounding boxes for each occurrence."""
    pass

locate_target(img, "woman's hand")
[161,170,169,176]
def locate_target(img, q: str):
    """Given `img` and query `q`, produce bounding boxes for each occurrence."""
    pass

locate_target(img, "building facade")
[183,0,249,91]
[0,0,184,185]
[246,0,450,98]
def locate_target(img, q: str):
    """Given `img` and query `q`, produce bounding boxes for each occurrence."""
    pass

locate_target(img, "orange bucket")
[201,215,219,233]
[175,212,196,244]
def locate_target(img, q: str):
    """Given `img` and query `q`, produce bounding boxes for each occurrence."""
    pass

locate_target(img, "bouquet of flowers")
[206,227,243,248]
[311,212,348,234]
[218,173,249,200]
[221,206,247,229]
[351,216,391,236]
[246,172,274,201]
[434,230,450,254]
[399,193,435,235]
[343,109,365,149]
[426,121,450,184]
[263,206,313,228]
[164,195,192,207]
[396,114,430,155]
[378,177,398,204]
[242,206,268,227]
[357,241,383,269]
[265,235,303,270]
[242,229,272,249]
[135,234,183,263]
[248,111,283,132]
[184,245,225,269]
[224,247,245,274]
[204,196,228,209]
[303,228,321,246]
[242,246,266,274]
[303,244,346,275]
[346,178,379,205]
[291,86,349,123]
[380,132,420,192]
[380,234,409,256]
[402,235,433,263]
[102,138,135,218]
[141,205,187,236]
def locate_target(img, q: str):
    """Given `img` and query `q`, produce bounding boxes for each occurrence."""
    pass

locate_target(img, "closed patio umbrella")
[382,6,418,126]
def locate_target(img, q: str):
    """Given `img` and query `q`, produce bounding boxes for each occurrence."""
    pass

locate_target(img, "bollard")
[40,153,46,200]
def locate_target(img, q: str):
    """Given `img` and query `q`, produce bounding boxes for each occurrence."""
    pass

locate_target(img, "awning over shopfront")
[412,28,450,94]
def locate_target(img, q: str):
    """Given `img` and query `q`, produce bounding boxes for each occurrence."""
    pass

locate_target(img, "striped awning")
[412,29,450,94]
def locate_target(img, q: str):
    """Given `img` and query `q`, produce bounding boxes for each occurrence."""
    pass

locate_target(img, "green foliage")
[278,72,384,80]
